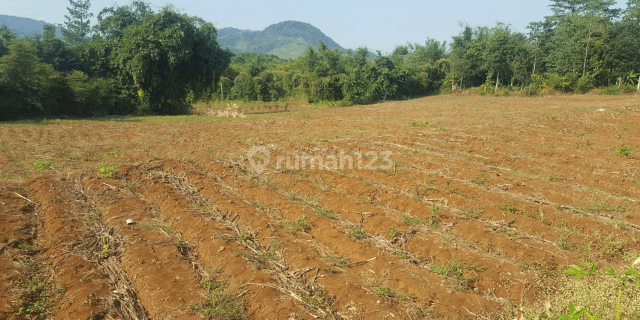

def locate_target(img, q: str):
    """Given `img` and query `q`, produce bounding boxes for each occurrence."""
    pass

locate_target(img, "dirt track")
[1,95,639,319]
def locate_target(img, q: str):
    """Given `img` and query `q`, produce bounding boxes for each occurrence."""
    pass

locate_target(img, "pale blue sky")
[0,0,629,53]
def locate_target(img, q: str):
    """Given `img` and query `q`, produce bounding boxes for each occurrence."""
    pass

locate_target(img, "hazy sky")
[0,0,629,53]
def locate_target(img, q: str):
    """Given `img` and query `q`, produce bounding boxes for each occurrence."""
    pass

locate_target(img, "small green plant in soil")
[84,213,101,226]
[594,231,627,259]
[349,226,367,240]
[97,162,119,178]
[430,258,481,291]
[375,285,394,297]
[427,213,440,228]
[497,202,518,214]
[315,208,337,219]
[286,216,310,234]
[411,121,430,127]
[471,176,488,185]
[101,233,110,258]
[32,160,53,171]
[556,234,574,251]
[460,207,483,219]
[104,149,124,158]
[388,227,399,240]
[614,146,635,158]
[13,259,65,319]
[190,200,219,217]
[402,216,424,226]
[323,255,349,273]
[191,278,247,320]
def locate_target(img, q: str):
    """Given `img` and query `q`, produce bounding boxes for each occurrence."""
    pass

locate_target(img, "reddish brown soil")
[1,95,639,319]
[0,185,35,320]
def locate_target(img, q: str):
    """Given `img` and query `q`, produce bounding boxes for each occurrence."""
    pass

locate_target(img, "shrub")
[576,74,596,93]
[544,72,578,92]
[66,71,135,116]
[0,41,61,120]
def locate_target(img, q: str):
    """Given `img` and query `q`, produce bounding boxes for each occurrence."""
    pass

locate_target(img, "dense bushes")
[0,41,138,121]
[0,4,230,121]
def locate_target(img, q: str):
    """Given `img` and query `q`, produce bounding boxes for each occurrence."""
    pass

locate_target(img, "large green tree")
[0,41,68,119]
[301,43,344,102]
[545,14,610,77]
[94,0,152,39]
[0,26,15,58]
[549,0,622,19]
[625,0,640,20]
[112,7,231,114]
[36,24,75,71]
[61,0,94,44]
[601,21,640,85]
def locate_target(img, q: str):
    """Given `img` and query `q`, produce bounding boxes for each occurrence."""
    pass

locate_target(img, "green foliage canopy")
[112,7,231,114]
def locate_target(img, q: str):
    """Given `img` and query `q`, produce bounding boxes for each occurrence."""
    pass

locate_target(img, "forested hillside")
[1,0,639,121]
[0,15,63,38]
[218,21,344,59]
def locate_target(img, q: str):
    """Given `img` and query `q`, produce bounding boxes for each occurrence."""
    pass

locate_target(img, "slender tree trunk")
[495,72,499,93]
[532,61,536,76]
[582,32,592,78]
[220,81,224,100]
[637,76,640,95]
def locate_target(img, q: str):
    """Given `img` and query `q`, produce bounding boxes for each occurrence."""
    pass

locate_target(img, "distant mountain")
[0,15,63,38]
[0,16,340,59]
[218,21,344,59]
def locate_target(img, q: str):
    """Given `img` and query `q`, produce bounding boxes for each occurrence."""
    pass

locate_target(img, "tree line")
[223,0,640,104]
[0,0,231,120]
[1,0,640,121]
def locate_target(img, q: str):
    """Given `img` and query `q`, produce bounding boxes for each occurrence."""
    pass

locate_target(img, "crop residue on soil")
[1,95,639,319]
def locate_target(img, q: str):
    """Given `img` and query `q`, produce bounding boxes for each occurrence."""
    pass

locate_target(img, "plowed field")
[1,95,639,319]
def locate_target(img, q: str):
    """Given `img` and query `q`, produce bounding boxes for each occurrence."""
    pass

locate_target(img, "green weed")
[614,146,635,158]
[13,259,65,319]
[190,278,247,320]
[460,207,483,219]
[348,226,367,240]
[104,149,124,158]
[430,258,481,291]
[31,159,52,171]
[427,213,440,228]
[402,216,422,226]
[375,285,393,297]
[314,208,337,219]
[556,234,574,251]
[190,200,219,217]
[592,199,624,214]
[323,255,349,273]
[497,202,518,214]
[285,216,311,234]
[471,176,488,186]
[595,231,627,259]
[97,162,119,178]
[411,121,430,127]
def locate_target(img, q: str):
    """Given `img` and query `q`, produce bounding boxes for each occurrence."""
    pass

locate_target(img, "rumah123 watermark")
[248,146,393,174]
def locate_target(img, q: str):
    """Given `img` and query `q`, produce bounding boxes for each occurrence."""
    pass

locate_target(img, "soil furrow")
[169,160,510,318]
[81,175,206,320]
[27,176,116,320]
